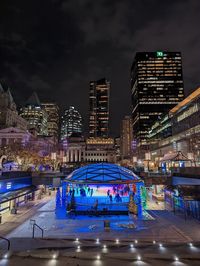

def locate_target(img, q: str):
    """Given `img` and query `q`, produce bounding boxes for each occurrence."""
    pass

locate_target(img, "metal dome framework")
[67,163,142,184]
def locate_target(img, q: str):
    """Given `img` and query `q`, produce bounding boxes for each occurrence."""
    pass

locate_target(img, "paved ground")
[4,197,200,244]
[1,197,200,265]
[0,194,54,236]
[1,241,200,265]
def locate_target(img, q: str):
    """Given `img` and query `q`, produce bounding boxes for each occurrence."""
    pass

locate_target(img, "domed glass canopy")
[67,163,141,184]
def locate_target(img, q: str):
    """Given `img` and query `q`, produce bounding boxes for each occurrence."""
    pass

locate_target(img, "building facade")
[20,92,48,136]
[0,127,31,148]
[85,137,116,163]
[89,78,110,138]
[41,102,59,141]
[131,51,184,150]
[120,116,133,159]
[61,106,82,140]
[61,137,116,164]
[149,87,200,163]
[0,84,27,130]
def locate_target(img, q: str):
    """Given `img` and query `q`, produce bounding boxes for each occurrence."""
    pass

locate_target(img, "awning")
[160,151,193,162]
[0,185,37,204]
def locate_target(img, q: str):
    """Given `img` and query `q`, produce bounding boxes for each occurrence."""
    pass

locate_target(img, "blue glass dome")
[67,163,141,184]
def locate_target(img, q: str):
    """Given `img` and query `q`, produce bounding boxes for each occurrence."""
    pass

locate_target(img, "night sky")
[0,0,200,136]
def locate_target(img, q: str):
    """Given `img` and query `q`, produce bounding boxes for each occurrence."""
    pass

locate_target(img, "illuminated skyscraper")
[61,106,82,140]
[89,78,110,138]
[41,102,59,141]
[20,92,48,135]
[131,51,184,148]
[120,116,133,159]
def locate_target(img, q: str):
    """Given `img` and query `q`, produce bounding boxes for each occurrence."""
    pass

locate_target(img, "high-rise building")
[148,87,200,163]
[61,106,82,140]
[0,83,27,130]
[20,92,48,135]
[120,116,133,159]
[131,51,184,148]
[89,78,110,138]
[41,102,59,141]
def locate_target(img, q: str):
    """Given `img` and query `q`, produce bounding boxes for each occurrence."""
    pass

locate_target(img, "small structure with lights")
[59,163,144,217]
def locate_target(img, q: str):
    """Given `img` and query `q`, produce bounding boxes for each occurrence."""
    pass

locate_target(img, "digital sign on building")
[0,177,32,194]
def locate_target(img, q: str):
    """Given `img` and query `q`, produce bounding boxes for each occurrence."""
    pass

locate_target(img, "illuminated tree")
[128,194,137,214]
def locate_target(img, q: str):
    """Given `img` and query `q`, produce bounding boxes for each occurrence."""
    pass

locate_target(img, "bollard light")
[116,239,119,244]
[52,254,57,259]
[174,256,179,261]
[3,253,8,259]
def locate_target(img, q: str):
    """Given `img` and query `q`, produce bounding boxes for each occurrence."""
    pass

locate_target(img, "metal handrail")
[0,236,10,250]
[32,223,44,238]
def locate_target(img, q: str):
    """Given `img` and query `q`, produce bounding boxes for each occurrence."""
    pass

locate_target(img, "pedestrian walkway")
[0,194,54,236]
[150,210,200,242]
[4,196,200,244]
[146,199,165,210]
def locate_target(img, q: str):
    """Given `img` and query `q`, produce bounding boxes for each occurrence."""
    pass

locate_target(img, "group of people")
[67,184,131,202]
[106,189,122,203]
[106,184,131,203]
[68,185,94,197]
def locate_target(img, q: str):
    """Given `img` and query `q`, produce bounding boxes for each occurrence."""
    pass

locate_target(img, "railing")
[30,219,44,239]
[0,236,10,250]
[146,172,171,177]
[0,171,32,179]
[74,196,129,205]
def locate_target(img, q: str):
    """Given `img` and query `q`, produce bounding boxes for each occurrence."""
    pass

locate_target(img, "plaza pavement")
[0,193,54,236]
[1,197,200,265]
[4,197,200,245]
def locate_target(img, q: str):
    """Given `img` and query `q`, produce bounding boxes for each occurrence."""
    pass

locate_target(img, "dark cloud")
[0,0,200,136]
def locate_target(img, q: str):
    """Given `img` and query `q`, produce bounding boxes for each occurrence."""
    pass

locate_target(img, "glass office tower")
[131,51,184,149]
[20,92,48,136]
[41,102,59,141]
[89,78,110,138]
[61,106,82,140]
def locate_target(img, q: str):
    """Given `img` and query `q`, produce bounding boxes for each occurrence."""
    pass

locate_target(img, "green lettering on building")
[157,51,163,57]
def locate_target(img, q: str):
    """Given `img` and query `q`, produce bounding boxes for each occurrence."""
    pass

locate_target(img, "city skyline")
[0,1,200,136]
[1,2,200,264]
